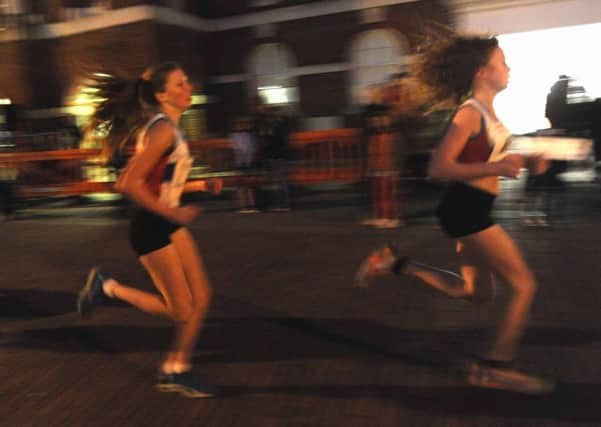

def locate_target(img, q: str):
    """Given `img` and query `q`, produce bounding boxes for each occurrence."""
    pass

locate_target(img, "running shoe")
[156,370,219,398]
[466,360,555,395]
[354,244,406,288]
[77,267,109,318]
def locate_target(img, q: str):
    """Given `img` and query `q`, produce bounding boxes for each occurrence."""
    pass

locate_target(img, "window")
[349,29,407,104]
[248,43,298,105]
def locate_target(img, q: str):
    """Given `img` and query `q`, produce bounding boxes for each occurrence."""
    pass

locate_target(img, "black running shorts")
[129,208,182,256]
[436,182,496,238]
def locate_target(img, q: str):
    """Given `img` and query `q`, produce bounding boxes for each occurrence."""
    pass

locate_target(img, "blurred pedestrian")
[264,106,292,211]
[230,116,258,213]
[367,110,401,228]
[77,62,222,398]
[0,180,17,220]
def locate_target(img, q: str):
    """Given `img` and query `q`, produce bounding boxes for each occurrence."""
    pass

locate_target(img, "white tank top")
[136,114,193,208]
[462,98,513,162]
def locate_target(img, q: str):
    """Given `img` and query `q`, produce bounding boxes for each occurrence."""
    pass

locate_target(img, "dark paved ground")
[2,176,601,427]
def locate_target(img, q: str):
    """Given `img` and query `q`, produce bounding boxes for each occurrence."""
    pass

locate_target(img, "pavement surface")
[2,175,601,427]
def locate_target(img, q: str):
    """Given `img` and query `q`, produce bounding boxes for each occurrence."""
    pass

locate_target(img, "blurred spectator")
[263,106,292,211]
[230,117,258,213]
[358,85,387,224]
[0,166,17,220]
[367,111,401,228]
[358,85,402,229]
[57,115,83,149]
[251,95,271,209]
[545,75,570,129]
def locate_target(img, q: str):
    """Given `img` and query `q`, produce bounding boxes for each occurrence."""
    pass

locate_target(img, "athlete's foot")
[156,370,219,398]
[466,359,555,395]
[354,244,408,288]
[77,267,109,318]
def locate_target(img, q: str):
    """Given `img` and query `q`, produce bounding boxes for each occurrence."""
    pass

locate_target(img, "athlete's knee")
[505,266,537,298]
[170,302,194,323]
[192,286,212,314]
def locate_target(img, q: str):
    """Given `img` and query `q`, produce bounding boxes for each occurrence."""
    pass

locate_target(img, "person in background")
[230,116,258,213]
[264,106,292,211]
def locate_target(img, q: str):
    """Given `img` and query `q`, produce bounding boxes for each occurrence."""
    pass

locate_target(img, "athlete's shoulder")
[146,115,177,139]
[453,104,483,135]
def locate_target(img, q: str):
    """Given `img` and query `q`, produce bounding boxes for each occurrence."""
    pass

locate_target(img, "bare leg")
[397,225,534,361]
[96,228,210,371]
[460,225,537,362]
[396,239,494,300]
[404,260,468,298]
[456,241,496,303]
[108,281,171,318]
[137,242,196,370]
[166,228,212,367]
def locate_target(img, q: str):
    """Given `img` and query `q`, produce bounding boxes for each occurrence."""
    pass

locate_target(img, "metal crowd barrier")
[1,129,366,199]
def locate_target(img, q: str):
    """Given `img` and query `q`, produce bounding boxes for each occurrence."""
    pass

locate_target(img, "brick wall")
[279,11,360,66]
[213,2,451,74]
[27,22,157,107]
[213,0,328,18]
[0,40,30,105]
[206,81,249,133]
[298,72,347,117]
[207,28,255,76]
[203,1,451,133]
[1,1,451,134]
[155,24,208,86]
[2,21,209,108]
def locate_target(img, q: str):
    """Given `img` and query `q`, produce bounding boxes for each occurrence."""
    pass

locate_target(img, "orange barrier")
[0,148,100,162]
[0,148,104,198]
[2,129,366,198]
[289,128,363,183]
[188,138,235,171]
[188,129,364,184]
[17,181,114,198]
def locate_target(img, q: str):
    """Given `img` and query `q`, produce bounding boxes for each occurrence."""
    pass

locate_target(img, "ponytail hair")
[85,61,182,164]
[412,28,499,107]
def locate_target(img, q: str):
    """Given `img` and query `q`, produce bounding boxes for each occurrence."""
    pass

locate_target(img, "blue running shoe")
[77,267,108,318]
[156,371,218,398]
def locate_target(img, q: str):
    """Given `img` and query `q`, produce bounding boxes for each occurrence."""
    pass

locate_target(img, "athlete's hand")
[495,154,524,178]
[526,154,549,175]
[169,205,201,225]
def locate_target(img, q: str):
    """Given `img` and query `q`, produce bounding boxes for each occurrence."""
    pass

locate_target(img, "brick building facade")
[0,0,451,135]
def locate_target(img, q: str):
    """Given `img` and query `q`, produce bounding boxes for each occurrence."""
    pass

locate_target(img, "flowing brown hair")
[85,61,182,165]
[412,28,499,108]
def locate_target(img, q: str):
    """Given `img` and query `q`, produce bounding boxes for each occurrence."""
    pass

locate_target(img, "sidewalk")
[2,179,601,426]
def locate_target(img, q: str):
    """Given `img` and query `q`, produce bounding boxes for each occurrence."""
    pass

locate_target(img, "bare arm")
[525,154,550,175]
[428,107,522,180]
[183,178,223,194]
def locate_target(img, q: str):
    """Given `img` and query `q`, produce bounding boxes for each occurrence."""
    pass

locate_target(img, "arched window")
[247,43,298,105]
[349,29,408,104]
